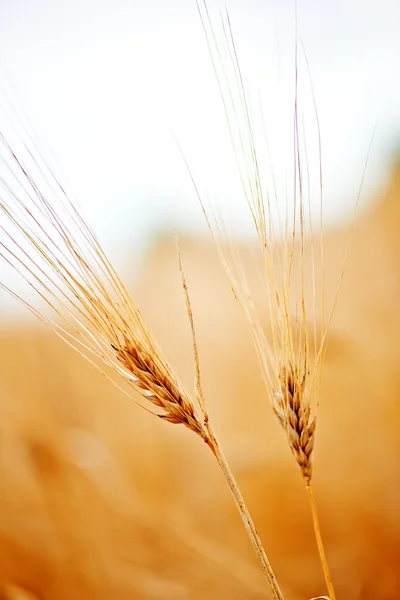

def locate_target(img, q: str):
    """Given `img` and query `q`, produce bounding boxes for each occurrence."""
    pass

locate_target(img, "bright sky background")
[0,0,400,315]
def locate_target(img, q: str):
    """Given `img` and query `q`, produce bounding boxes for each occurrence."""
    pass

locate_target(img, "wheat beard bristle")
[274,364,316,484]
[113,338,205,438]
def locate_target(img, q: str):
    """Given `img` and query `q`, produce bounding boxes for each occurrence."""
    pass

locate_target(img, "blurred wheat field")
[0,156,399,599]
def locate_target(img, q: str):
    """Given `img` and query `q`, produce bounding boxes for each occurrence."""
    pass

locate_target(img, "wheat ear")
[273,360,335,600]
[0,127,284,599]
[273,363,315,485]
[196,3,336,598]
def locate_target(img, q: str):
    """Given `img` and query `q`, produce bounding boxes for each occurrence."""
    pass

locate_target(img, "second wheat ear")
[196,2,338,599]
[273,363,315,485]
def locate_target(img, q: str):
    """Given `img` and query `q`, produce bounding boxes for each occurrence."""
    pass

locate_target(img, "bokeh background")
[0,1,399,598]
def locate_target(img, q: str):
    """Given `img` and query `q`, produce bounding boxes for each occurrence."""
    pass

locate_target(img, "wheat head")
[0,116,285,598]
[273,363,316,484]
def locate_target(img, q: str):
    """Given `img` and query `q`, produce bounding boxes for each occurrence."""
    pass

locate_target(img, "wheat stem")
[205,423,284,600]
[306,485,336,600]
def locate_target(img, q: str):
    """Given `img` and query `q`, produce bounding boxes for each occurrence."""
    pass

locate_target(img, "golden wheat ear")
[273,363,315,484]
[194,3,339,599]
[0,134,206,438]
[0,125,285,599]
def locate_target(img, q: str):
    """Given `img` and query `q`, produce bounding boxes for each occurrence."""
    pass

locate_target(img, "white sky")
[0,0,400,313]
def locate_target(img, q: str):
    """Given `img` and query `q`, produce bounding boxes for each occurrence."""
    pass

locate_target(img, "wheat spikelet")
[112,337,205,436]
[273,363,315,484]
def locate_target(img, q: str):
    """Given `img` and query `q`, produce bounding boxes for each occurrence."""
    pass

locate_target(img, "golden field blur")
[0,161,399,599]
